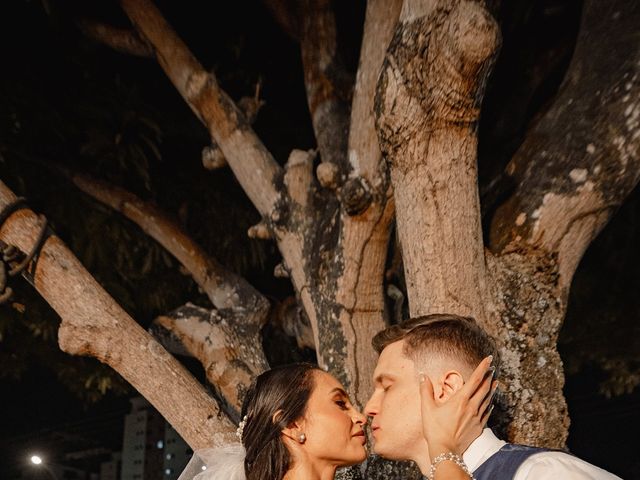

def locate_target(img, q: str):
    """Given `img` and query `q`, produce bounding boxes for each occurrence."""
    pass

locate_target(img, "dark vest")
[472,443,550,480]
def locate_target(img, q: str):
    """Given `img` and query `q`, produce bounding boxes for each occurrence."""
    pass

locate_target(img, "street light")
[27,453,58,480]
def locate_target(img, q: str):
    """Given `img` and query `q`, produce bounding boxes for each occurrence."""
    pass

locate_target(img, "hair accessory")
[427,452,474,480]
[236,415,248,440]
[298,433,306,443]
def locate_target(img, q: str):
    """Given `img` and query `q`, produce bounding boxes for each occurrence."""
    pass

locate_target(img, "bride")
[179,356,494,480]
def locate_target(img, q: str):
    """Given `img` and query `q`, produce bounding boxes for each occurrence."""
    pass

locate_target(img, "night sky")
[1,0,639,479]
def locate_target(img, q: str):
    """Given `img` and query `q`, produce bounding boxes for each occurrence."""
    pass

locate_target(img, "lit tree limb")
[69,172,269,320]
[120,0,282,217]
[0,180,235,449]
[490,0,640,288]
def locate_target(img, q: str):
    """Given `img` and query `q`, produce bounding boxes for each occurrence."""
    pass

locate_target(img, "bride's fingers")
[479,384,498,426]
[459,356,494,399]
[419,373,437,413]
[478,380,498,418]
[462,358,494,414]
[468,368,495,415]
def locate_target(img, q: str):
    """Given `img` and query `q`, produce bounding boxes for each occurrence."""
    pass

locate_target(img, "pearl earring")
[298,433,306,443]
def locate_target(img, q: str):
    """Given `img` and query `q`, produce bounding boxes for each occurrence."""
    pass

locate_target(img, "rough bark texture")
[69,174,270,417]
[374,0,569,446]
[152,303,268,420]
[491,0,640,288]
[376,0,500,319]
[0,181,235,450]
[119,0,398,411]
[485,251,569,445]
[484,0,640,446]
[376,0,640,448]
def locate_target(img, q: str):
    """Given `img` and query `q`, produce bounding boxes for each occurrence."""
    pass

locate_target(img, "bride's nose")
[352,409,367,425]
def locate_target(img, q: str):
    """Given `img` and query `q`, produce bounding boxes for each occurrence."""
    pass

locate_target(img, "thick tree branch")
[490,0,640,287]
[0,180,234,449]
[375,0,500,320]
[69,172,270,321]
[120,0,282,217]
[321,0,401,405]
[76,19,154,57]
[152,303,269,417]
[300,0,352,184]
[348,0,402,190]
[116,0,391,411]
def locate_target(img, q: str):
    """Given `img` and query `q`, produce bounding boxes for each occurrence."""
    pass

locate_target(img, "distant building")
[99,452,121,480]
[162,424,192,479]
[120,397,191,480]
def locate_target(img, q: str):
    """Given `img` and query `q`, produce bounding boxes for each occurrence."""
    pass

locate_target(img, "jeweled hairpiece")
[236,414,248,439]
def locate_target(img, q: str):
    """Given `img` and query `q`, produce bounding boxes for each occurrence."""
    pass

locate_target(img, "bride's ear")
[278,412,306,444]
[437,370,465,402]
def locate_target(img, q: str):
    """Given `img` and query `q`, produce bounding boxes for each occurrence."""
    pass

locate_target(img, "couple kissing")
[178,314,620,480]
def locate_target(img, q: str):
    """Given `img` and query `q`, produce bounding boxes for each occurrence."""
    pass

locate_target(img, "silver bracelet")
[427,452,474,480]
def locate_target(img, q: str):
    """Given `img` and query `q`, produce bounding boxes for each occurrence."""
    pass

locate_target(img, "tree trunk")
[377,0,640,447]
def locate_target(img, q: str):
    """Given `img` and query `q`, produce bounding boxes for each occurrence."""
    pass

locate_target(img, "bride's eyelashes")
[335,399,349,410]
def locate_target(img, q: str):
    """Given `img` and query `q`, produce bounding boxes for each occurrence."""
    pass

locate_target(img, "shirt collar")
[463,428,507,472]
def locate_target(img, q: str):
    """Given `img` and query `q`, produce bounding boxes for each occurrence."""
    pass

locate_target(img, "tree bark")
[490,0,640,288]
[376,0,500,320]
[0,181,234,450]
[70,173,269,319]
[152,304,268,418]
[374,0,572,447]
[300,0,352,175]
[69,174,271,415]
[483,0,640,446]
[118,0,399,410]
[376,0,640,448]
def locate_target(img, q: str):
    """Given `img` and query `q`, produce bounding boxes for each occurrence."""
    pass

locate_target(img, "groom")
[364,314,621,479]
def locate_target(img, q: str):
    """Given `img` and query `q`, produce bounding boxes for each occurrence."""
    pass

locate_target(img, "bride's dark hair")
[240,363,321,480]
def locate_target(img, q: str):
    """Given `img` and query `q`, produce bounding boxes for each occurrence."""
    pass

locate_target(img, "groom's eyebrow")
[373,373,395,385]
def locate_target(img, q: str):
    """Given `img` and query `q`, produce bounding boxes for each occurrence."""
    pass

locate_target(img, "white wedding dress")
[177,444,247,480]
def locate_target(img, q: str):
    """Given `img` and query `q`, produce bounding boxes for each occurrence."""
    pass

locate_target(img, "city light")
[30,455,43,465]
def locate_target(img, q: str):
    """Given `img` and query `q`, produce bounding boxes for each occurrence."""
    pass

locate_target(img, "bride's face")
[295,371,367,466]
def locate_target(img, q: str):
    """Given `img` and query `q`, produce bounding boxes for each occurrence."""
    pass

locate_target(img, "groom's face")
[364,340,427,462]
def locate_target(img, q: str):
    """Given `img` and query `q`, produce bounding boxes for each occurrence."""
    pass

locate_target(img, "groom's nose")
[364,393,379,417]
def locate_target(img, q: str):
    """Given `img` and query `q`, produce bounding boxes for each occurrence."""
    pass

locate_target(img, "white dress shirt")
[462,429,622,479]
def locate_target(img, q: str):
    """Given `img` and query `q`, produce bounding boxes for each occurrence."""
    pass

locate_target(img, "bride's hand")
[419,355,497,460]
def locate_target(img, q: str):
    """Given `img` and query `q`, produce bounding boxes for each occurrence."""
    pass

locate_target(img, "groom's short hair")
[372,313,499,374]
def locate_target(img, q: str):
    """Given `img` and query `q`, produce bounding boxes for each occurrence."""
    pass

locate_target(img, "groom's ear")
[437,370,465,402]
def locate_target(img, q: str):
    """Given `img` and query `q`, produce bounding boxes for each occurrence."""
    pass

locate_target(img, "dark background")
[1,0,638,478]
